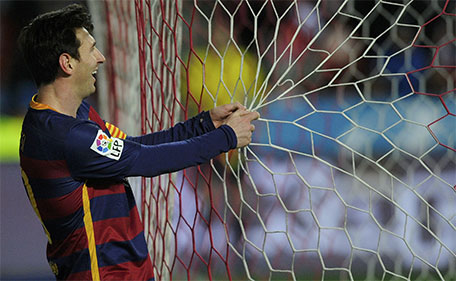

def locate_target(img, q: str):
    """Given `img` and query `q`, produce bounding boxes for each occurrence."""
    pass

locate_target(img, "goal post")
[90,0,456,280]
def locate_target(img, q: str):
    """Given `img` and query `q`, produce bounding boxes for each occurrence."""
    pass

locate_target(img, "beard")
[81,74,97,98]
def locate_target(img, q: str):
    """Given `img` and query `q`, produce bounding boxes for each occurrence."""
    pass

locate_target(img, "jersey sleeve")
[126,111,216,145]
[65,121,237,181]
[126,125,237,177]
[65,121,140,181]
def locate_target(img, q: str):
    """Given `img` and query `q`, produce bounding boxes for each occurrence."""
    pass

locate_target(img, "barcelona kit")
[19,95,237,280]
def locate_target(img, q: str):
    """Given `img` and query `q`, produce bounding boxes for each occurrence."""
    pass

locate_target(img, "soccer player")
[18,4,259,281]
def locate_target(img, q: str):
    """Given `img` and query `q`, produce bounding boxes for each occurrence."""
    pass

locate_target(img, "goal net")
[89,0,456,280]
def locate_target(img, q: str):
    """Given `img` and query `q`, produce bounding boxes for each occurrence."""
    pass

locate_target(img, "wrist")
[200,110,216,131]
[219,125,237,149]
[208,109,222,128]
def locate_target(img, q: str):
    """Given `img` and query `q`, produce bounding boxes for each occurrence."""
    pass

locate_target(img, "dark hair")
[18,4,93,87]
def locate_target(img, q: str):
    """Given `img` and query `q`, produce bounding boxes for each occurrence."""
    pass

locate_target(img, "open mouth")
[91,70,98,83]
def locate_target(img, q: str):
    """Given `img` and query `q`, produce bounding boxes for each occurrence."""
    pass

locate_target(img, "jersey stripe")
[88,106,107,131]
[92,211,143,245]
[28,177,80,199]
[98,260,155,281]
[96,232,149,267]
[21,156,71,179]
[36,186,83,220]
[90,193,134,222]
[45,208,84,242]
[21,169,53,244]
[82,184,100,281]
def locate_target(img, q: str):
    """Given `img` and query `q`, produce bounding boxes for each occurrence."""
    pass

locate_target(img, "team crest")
[90,130,124,160]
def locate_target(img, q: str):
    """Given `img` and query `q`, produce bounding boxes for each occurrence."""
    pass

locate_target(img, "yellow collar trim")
[30,94,61,113]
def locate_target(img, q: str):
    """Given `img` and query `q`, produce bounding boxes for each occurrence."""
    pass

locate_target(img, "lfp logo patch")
[90,130,124,160]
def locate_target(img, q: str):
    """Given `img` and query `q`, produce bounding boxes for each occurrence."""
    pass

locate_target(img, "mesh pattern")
[91,0,456,280]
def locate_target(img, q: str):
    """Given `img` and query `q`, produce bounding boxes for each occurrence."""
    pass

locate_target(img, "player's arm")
[65,108,258,181]
[126,111,216,145]
[126,102,245,145]
[64,122,237,181]
[127,125,237,177]
[127,108,258,176]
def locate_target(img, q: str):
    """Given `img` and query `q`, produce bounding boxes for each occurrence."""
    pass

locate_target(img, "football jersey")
[19,95,237,280]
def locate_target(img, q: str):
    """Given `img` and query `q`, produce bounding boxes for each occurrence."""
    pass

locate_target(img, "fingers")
[234,102,246,110]
[251,111,260,120]
[239,110,260,121]
[228,102,246,112]
[224,106,259,147]
[222,102,252,116]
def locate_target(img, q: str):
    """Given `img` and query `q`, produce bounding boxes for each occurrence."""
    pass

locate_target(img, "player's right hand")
[225,109,260,148]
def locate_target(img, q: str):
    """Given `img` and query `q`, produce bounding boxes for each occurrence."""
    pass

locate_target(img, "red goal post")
[89,0,456,280]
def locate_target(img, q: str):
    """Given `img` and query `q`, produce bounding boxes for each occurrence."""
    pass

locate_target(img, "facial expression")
[72,28,105,98]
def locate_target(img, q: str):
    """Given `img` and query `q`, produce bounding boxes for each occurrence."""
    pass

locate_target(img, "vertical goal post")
[89,0,456,280]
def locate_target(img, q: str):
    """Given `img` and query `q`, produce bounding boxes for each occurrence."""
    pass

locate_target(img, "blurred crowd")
[1,1,89,117]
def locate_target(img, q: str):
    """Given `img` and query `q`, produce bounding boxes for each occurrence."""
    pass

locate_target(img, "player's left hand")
[209,102,246,128]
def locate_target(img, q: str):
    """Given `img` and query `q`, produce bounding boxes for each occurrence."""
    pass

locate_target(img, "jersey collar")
[30,94,61,113]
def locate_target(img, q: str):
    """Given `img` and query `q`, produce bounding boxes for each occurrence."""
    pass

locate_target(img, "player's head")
[18,4,100,89]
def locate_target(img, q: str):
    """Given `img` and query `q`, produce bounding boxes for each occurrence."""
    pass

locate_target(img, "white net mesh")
[91,0,456,280]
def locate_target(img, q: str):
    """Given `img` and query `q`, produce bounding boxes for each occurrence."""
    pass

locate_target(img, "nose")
[96,47,106,63]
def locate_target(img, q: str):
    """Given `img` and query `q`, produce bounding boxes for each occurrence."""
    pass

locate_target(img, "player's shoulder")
[21,109,83,159]
[22,107,78,138]
[67,118,102,141]
[22,106,103,148]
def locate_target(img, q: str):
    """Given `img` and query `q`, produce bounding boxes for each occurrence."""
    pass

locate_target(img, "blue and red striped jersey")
[19,95,236,280]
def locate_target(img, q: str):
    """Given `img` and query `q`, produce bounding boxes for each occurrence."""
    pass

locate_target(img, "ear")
[58,53,75,75]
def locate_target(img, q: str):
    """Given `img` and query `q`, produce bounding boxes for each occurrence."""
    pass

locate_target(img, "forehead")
[75,27,95,47]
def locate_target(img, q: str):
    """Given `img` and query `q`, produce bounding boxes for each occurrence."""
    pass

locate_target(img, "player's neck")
[37,81,83,118]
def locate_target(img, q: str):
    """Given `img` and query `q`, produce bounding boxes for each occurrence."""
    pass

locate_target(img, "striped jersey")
[19,95,236,280]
